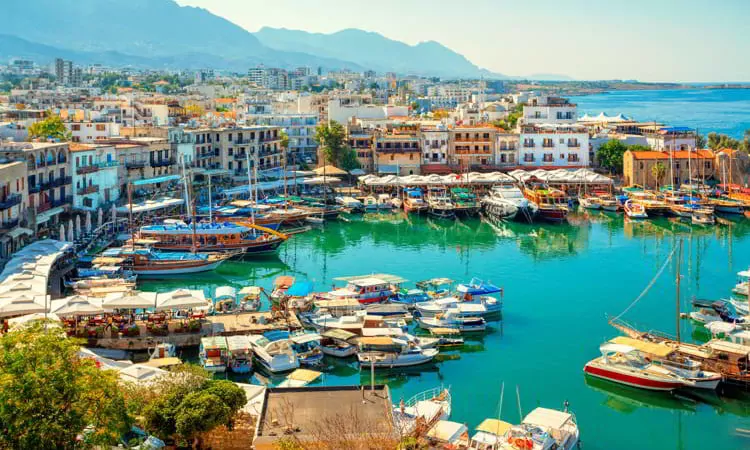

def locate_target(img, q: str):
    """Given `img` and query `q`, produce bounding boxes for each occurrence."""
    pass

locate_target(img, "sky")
[176,0,750,82]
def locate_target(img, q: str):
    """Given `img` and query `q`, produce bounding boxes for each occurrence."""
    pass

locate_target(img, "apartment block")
[0,161,31,258]
[247,114,318,165]
[70,143,120,211]
[449,127,497,168]
[185,126,283,178]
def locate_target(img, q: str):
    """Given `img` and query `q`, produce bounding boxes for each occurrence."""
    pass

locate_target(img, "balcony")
[0,219,19,231]
[29,185,41,194]
[52,196,73,207]
[51,176,72,187]
[77,165,99,175]
[150,158,175,168]
[40,181,53,191]
[126,160,147,169]
[234,139,255,145]
[523,142,536,148]
[233,153,249,160]
[567,141,581,148]
[37,202,52,213]
[542,142,555,148]
[0,194,22,210]
[78,185,100,195]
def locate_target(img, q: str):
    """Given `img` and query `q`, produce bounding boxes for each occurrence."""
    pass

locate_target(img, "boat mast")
[675,239,683,344]
[180,155,197,252]
[245,151,255,224]
[207,172,212,224]
[127,182,133,249]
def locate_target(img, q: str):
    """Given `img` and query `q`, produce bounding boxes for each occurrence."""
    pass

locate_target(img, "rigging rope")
[611,244,678,323]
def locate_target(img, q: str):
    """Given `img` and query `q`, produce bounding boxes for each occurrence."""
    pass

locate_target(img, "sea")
[140,213,750,450]
[569,88,750,139]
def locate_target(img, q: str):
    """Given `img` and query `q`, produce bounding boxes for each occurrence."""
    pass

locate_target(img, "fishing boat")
[415,278,454,299]
[364,303,413,321]
[426,187,456,219]
[481,183,537,222]
[318,276,395,305]
[689,299,745,325]
[335,196,364,212]
[583,341,690,391]
[450,188,480,216]
[391,287,431,307]
[226,335,253,374]
[691,208,715,225]
[199,336,228,373]
[319,329,358,357]
[392,387,452,436]
[356,336,439,368]
[417,306,487,332]
[238,286,262,312]
[597,194,619,212]
[247,333,300,373]
[363,195,379,212]
[707,197,745,215]
[289,332,324,366]
[578,196,601,210]
[416,296,500,318]
[470,407,580,450]
[377,193,394,210]
[403,188,428,213]
[628,191,669,216]
[522,179,568,223]
[623,200,648,219]
[102,247,230,277]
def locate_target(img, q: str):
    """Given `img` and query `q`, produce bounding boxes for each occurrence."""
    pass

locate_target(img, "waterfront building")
[66,121,121,143]
[109,137,174,190]
[496,131,519,167]
[518,94,589,168]
[449,126,497,168]
[184,126,283,178]
[0,141,71,231]
[374,125,421,175]
[346,121,375,173]
[0,161,31,258]
[421,127,449,166]
[70,143,120,211]
[246,114,318,165]
[640,125,697,152]
[623,149,716,188]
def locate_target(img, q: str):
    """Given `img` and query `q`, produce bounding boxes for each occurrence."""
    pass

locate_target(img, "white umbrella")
[51,295,105,316]
[67,223,74,242]
[0,295,47,318]
[85,210,92,233]
[118,364,168,385]
[75,215,81,238]
[102,292,157,309]
[111,204,117,224]
[59,224,65,241]
[8,312,60,330]
[98,208,104,228]
[155,289,208,311]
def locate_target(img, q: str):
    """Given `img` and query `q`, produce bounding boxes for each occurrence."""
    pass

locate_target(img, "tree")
[339,147,361,172]
[432,109,450,120]
[627,144,651,152]
[314,121,348,166]
[651,162,667,190]
[28,113,71,141]
[279,130,290,165]
[596,139,629,174]
[696,133,707,149]
[185,104,205,117]
[0,324,131,449]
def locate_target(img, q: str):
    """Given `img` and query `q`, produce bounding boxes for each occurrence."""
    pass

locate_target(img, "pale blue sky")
[177,0,749,82]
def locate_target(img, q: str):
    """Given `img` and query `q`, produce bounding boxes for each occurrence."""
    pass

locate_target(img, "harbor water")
[139,211,750,450]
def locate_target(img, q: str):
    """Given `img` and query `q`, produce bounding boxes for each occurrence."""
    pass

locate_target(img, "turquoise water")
[140,212,750,450]
[569,88,750,139]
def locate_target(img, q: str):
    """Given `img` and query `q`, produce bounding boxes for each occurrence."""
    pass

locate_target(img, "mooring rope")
[611,244,678,322]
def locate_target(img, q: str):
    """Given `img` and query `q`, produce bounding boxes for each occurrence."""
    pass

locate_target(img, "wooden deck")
[89,311,302,351]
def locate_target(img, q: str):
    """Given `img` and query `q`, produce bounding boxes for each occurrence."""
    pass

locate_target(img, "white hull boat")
[358,347,438,368]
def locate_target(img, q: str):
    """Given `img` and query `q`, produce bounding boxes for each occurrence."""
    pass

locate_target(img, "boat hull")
[584,362,683,391]
[321,345,357,358]
[537,207,567,223]
[133,259,226,277]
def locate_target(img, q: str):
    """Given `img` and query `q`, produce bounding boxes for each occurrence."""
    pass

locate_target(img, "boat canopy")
[427,420,469,443]
[290,333,322,344]
[334,273,408,284]
[314,298,362,309]
[286,281,313,297]
[239,286,262,297]
[738,270,750,279]
[357,336,395,346]
[214,286,237,301]
[457,278,501,296]
[274,276,295,288]
[522,407,574,430]
[226,335,252,352]
[201,336,228,349]
[475,418,513,436]
[279,368,322,386]
[321,329,357,341]
[609,336,673,358]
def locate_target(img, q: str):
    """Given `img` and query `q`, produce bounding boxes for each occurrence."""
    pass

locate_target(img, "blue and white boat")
[248,331,300,373]
[391,288,431,307]
[289,332,324,366]
[226,335,253,374]
[199,336,228,373]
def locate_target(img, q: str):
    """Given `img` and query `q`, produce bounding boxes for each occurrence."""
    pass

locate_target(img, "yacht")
[481,183,537,222]
[356,336,439,368]
[689,299,745,326]
[416,306,487,332]
[468,406,580,450]
[623,200,648,219]
[247,333,300,373]
[403,188,428,213]
[426,187,456,219]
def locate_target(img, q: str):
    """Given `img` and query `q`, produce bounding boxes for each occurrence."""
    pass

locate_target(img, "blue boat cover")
[286,281,313,297]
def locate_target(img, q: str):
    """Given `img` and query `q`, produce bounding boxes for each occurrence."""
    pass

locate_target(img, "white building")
[246,114,318,165]
[421,128,449,165]
[518,95,589,168]
[522,94,577,125]
[67,122,121,143]
[70,143,120,211]
[496,132,519,167]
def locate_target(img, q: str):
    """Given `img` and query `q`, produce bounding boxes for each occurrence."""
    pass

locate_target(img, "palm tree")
[651,162,667,191]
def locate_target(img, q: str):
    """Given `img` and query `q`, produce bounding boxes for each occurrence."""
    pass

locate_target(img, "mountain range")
[0,0,557,79]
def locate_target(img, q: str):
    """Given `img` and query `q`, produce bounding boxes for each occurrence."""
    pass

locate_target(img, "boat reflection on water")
[584,374,697,414]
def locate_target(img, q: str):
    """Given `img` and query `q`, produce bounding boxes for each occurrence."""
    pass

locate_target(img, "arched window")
[47,150,55,164]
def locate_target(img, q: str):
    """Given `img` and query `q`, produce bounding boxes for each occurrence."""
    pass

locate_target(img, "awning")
[36,207,65,225]
[377,165,399,174]
[132,175,181,186]
[7,227,33,239]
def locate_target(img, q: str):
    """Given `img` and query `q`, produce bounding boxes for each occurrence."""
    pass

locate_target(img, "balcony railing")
[126,160,147,169]
[150,158,175,168]
[51,176,72,187]
[77,165,99,175]
[0,194,22,210]
[233,153,248,160]
[37,202,52,213]
[567,141,581,148]
[234,139,255,145]
[542,142,554,148]
[52,196,73,207]
[78,185,100,195]
[523,142,535,148]
[29,185,41,194]
[0,219,19,231]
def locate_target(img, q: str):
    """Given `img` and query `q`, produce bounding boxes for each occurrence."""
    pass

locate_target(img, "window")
[96,124,105,131]
[560,154,565,159]
[560,139,565,144]
[523,154,534,162]
[704,161,711,169]
[390,155,394,161]
[639,162,644,169]
[409,153,413,160]
[72,124,81,131]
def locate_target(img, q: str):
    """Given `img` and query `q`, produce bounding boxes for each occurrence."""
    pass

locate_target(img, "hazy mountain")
[525,74,575,81]
[2,0,508,78]
[255,27,503,78]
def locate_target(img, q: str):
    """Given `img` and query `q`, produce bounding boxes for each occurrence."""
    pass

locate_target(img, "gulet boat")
[103,247,230,277]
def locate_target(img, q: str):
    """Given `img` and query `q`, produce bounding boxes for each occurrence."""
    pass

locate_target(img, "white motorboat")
[624,200,648,219]
[335,196,363,211]
[377,193,394,210]
[415,296,500,318]
[357,336,439,368]
[598,195,619,212]
[579,196,601,210]
[392,387,451,436]
[417,307,487,332]
[732,269,750,297]
[226,335,253,374]
[363,195,379,211]
[247,332,299,373]
[482,183,538,222]
[320,329,358,357]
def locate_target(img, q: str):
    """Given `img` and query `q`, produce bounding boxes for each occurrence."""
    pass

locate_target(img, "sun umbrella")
[111,204,117,224]
[67,223,74,242]
[8,312,60,330]
[75,215,81,238]
[118,364,168,385]
[155,289,208,311]
[85,210,92,233]
[51,295,105,316]
[102,292,157,309]
[98,208,103,227]
[313,165,348,176]
[59,224,65,241]
[0,295,47,318]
